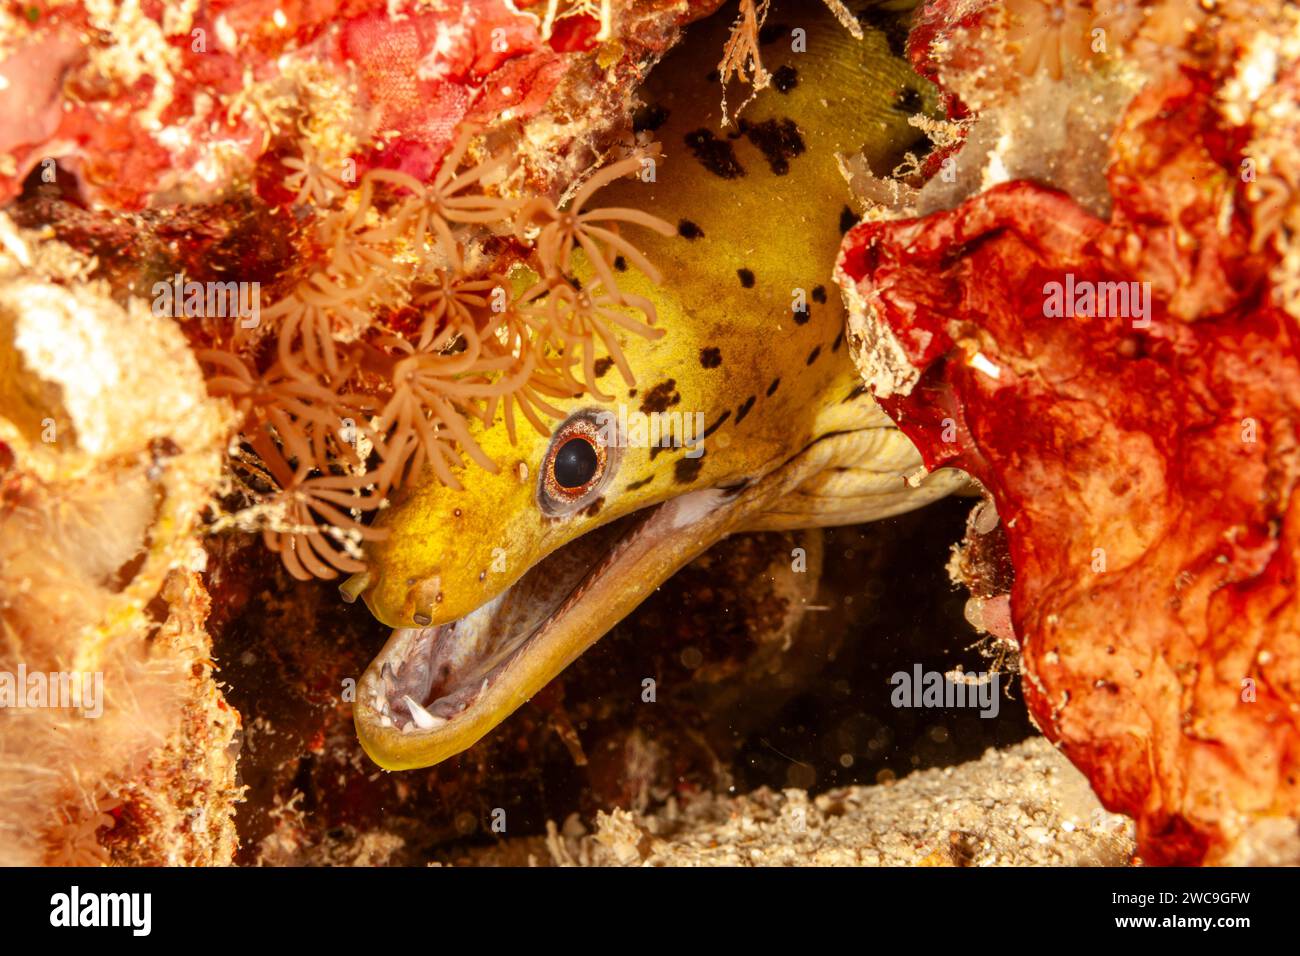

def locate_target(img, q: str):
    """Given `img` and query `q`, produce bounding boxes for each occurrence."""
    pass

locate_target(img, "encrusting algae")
[0,214,241,866]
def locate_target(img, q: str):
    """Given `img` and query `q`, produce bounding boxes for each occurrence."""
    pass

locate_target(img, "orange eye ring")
[538,411,616,515]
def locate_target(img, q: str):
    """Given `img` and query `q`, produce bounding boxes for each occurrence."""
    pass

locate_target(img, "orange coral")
[717,0,773,124]
[519,278,665,401]
[198,131,670,580]
[1004,0,1096,80]
[517,152,676,295]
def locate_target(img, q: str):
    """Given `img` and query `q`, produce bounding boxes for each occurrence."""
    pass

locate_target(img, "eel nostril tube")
[339,572,371,604]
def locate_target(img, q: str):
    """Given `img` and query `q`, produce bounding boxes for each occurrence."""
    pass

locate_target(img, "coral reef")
[2,0,718,590]
[0,214,239,865]
[0,0,714,863]
[5,0,1294,870]
[198,140,671,583]
[836,0,1300,863]
[0,0,721,208]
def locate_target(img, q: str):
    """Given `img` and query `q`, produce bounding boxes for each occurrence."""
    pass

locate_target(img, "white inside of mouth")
[369,509,652,733]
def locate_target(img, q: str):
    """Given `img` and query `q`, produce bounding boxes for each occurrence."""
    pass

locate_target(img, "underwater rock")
[0,214,238,865]
[0,0,720,209]
[836,5,1300,863]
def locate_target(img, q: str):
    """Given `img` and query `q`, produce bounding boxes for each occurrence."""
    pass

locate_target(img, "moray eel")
[351,1,965,769]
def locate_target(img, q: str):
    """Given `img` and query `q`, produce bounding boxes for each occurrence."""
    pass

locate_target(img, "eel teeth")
[403,695,446,731]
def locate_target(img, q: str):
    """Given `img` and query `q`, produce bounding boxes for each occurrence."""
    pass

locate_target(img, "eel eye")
[539,410,617,515]
[554,436,599,489]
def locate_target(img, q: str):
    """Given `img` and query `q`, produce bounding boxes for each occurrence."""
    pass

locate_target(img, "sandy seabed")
[437,737,1138,867]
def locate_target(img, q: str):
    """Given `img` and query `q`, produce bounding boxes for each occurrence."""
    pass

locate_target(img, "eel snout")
[353,487,746,769]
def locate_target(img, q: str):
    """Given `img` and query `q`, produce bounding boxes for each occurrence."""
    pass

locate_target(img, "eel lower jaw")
[353,486,745,770]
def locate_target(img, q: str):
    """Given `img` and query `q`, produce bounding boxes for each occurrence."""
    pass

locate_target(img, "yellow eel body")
[352,1,965,769]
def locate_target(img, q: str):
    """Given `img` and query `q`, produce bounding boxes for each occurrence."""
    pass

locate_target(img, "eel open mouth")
[354,487,741,770]
[373,510,651,730]
[353,423,967,770]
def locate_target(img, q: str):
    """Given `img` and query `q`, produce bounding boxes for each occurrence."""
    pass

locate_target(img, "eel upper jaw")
[353,480,774,771]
